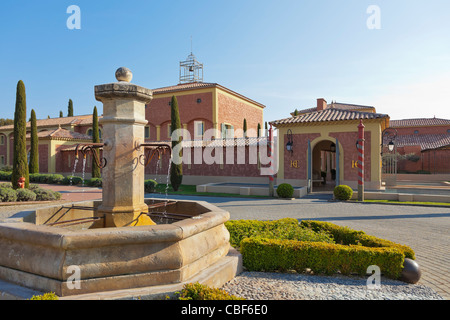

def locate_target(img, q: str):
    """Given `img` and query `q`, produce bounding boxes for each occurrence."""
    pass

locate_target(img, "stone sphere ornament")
[399,258,422,284]
[115,67,133,82]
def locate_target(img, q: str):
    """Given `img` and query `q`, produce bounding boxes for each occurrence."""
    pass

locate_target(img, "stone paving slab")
[0,187,448,300]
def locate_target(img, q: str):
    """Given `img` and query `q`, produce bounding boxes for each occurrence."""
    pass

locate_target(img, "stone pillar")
[95,67,155,227]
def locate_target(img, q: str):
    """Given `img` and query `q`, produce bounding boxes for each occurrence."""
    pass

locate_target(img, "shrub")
[16,188,37,202]
[333,185,353,201]
[276,183,294,198]
[62,176,83,185]
[240,237,405,279]
[144,179,158,193]
[300,220,415,260]
[177,282,244,300]
[86,178,102,187]
[0,182,12,188]
[0,187,17,202]
[29,292,59,300]
[0,171,12,181]
[225,218,334,248]
[0,165,13,172]
[33,188,61,201]
[29,173,64,184]
[28,184,40,190]
[48,174,65,184]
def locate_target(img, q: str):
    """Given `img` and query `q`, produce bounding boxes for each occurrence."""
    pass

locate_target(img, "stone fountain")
[0,69,242,300]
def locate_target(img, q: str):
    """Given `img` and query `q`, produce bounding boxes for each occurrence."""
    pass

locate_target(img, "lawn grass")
[362,199,450,206]
[152,184,271,199]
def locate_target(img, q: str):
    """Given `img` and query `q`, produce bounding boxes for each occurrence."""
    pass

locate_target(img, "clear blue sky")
[0,0,449,122]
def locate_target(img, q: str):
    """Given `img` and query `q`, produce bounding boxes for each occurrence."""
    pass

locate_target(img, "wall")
[217,91,264,137]
[146,90,214,140]
[276,120,383,190]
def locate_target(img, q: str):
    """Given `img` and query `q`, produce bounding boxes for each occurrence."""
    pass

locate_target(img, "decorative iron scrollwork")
[136,143,172,168]
[74,143,107,169]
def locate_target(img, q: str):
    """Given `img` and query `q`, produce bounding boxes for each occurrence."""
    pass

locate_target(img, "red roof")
[26,128,92,141]
[151,82,266,109]
[272,108,388,126]
[0,115,94,131]
[294,102,376,115]
[390,118,450,128]
[393,134,450,151]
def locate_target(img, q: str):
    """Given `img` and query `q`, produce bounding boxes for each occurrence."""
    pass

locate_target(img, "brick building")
[0,83,265,177]
[272,99,450,190]
[388,118,450,174]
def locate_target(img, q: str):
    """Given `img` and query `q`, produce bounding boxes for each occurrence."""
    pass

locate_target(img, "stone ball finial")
[115,67,133,82]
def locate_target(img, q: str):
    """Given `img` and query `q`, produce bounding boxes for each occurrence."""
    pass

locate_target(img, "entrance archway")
[310,140,337,192]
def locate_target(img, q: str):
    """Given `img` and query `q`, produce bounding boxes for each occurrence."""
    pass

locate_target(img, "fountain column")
[94,67,155,227]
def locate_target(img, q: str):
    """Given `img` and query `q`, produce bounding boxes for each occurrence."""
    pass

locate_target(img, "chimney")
[317,98,327,111]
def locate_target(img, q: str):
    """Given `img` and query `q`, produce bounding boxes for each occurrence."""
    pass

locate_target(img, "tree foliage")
[170,96,182,191]
[91,106,101,178]
[67,99,74,117]
[12,80,29,189]
[29,109,39,174]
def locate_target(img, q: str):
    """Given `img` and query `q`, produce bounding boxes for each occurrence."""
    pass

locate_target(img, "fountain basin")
[0,199,240,298]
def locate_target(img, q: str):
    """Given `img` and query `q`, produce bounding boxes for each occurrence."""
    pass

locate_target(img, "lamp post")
[286,129,294,154]
[381,127,398,186]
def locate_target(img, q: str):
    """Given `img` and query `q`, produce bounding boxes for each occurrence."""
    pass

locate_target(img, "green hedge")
[227,219,416,280]
[300,220,415,260]
[225,218,334,248]
[144,179,158,193]
[0,183,61,202]
[240,237,405,279]
[176,282,244,300]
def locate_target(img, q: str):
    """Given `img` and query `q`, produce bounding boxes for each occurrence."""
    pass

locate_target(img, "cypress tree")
[169,96,183,191]
[12,80,29,189]
[59,111,63,118]
[257,123,261,138]
[29,109,39,174]
[91,106,101,178]
[243,118,247,138]
[68,99,74,117]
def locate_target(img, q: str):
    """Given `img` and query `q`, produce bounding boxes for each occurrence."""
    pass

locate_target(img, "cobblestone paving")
[213,193,450,300]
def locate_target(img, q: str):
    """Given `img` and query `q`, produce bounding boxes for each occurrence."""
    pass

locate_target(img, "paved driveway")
[150,192,450,299]
[1,187,448,299]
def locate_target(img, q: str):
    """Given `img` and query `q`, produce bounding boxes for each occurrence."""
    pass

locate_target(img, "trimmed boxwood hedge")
[225,218,334,248]
[226,219,416,280]
[240,237,405,279]
[334,185,353,201]
[300,220,415,260]
[276,183,294,198]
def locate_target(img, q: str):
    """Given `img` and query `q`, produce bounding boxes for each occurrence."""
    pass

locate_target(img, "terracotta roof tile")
[152,82,218,94]
[391,134,450,151]
[0,115,93,130]
[390,118,450,128]
[295,102,375,115]
[272,108,388,126]
[151,82,266,108]
[26,128,92,141]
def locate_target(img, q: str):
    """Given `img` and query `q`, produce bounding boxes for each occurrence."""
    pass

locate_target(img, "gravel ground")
[221,271,444,300]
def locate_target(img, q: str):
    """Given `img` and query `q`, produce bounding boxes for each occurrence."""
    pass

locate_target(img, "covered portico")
[271,101,389,192]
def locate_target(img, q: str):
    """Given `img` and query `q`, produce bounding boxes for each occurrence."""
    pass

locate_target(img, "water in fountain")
[163,156,172,219]
[70,157,79,186]
[81,156,87,190]
[151,158,161,206]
